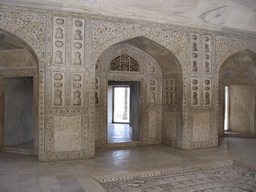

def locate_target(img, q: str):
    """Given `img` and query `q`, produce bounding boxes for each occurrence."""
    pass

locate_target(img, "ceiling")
[2,0,256,32]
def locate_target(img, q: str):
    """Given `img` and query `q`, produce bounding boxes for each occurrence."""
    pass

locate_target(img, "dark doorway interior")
[4,77,34,149]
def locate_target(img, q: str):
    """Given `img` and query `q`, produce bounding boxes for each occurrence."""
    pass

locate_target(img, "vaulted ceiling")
[2,0,256,32]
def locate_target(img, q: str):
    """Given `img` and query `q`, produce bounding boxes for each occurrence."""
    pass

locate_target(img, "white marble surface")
[2,0,256,32]
[1,137,256,191]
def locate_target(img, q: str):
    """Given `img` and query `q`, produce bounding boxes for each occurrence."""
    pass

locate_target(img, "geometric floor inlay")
[96,160,256,192]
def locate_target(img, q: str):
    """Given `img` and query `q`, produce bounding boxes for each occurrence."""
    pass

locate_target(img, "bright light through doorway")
[113,87,130,123]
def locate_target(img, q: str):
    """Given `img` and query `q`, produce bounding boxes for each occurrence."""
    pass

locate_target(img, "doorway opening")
[107,81,140,143]
[4,77,34,151]
[224,86,230,132]
[224,84,255,136]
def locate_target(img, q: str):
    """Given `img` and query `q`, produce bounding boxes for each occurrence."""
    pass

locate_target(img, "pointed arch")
[91,25,186,74]
[0,11,46,161]
[94,34,184,149]
[217,48,256,75]
[218,50,256,136]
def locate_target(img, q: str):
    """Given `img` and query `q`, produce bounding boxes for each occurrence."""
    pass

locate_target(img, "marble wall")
[230,85,255,134]
[0,3,256,161]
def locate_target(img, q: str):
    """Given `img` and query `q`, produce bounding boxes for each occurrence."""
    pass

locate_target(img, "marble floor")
[107,123,132,143]
[0,137,256,192]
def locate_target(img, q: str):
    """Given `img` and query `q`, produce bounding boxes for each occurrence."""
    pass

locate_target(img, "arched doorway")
[94,36,183,148]
[0,30,39,154]
[219,50,256,137]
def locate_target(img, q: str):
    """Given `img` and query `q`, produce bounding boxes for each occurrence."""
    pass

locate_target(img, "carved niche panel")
[204,79,211,106]
[52,72,65,107]
[191,78,199,106]
[54,115,82,152]
[203,35,211,73]
[148,79,157,104]
[72,18,85,66]
[191,33,199,73]
[71,73,83,107]
[163,79,178,105]
[53,17,66,65]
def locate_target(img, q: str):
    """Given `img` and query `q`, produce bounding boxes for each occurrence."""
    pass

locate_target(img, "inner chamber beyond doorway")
[219,50,256,137]
[0,29,38,155]
[4,77,34,150]
[107,81,140,143]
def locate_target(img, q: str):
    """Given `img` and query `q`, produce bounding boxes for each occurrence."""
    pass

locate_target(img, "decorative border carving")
[46,108,90,161]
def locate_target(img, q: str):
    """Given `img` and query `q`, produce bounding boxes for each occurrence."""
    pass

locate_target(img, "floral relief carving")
[91,20,186,70]
[0,11,46,60]
[216,36,256,73]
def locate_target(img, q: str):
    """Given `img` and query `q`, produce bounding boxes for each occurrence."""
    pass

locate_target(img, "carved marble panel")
[193,112,211,142]
[148,111,157,138]
[163,78,178,105]
[163,112,176,141]
[191,78,199,106]
[53,17,66,65]
[71,73,83,106]
[204,79,211,106]
[148,79,157,104]
[72,18,85,66]
[191,33,199,73]
[110,54,139,72]
[54,115,82,152]
[52,72,65,107]
[203,35,211,73]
